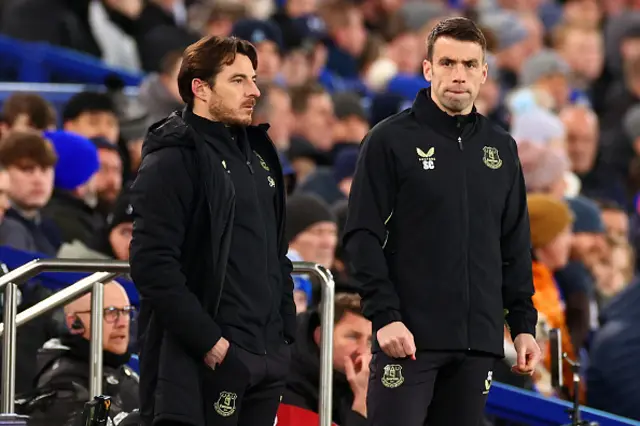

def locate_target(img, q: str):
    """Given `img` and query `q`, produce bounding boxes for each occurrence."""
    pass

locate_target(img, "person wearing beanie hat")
[45,131,100,192]
[527,194,579,399]
[41,130,104,247]
[553,195,606,360]
[232,19,283,84]
[88,188,135,261]
[286,193,338,269]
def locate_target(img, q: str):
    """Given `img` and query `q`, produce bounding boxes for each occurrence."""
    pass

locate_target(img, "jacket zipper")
[457,125,471,351]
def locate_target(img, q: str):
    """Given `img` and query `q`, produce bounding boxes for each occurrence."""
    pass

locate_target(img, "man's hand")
[511,333,541,376]
[345,353,371,418]
[377,322,416,359]
[204,337,230,370]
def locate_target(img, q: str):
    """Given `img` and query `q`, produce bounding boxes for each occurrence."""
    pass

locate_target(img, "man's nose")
[452,64,466,82]
[248,81,261,98]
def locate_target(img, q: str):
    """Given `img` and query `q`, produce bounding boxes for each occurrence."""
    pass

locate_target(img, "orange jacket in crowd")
[531,261,584,402]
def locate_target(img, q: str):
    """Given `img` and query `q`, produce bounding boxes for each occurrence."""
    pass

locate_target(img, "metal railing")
[0,259,129,413]
[0,259,336,426]
[291,262,336,426]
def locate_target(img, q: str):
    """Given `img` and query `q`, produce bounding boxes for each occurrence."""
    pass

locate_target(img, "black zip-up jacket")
[129,108,296,426]
[343,88,537,356]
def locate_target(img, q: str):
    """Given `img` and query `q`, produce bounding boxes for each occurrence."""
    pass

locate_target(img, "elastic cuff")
[372,310,402,332]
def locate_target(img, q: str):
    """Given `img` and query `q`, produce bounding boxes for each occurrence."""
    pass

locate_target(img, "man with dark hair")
[0,130,60,255]
[289,82,336,154]
[62,92,120,144]
[284,293,370,426]
[1,93,57,132]
[344,17,540,425]
[130,35,295,426]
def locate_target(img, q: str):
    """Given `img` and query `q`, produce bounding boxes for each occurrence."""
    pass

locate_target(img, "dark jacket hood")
[141,108,195,158]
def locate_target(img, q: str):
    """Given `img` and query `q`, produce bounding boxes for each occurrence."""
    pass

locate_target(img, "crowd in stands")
[0,0,640,425]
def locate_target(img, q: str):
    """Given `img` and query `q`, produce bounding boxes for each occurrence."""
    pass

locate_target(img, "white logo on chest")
[417,147,435,170]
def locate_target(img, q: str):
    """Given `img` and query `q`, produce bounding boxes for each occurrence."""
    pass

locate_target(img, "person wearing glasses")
[17,281,140,426]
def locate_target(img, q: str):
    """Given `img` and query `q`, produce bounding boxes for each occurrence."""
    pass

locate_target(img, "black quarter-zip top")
[343,88,537,356]
[185,111,284,355]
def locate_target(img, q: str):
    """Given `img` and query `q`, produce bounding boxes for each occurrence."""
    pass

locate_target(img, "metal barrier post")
[1,283,18,413]
[89,281,104,398]
[0,259,129,415]
[0,272,117,335]
[292,262,335,426]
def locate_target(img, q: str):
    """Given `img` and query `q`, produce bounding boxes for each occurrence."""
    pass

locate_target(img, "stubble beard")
[208,97,252,127]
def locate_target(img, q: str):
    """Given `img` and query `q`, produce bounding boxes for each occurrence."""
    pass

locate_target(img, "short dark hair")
[0,130,57,168]
[426,17,487,62]
[177,35,258,107]
[62,92,116,123]
[333,292,362,324]
[289,82,327,114]
[2,93,56,130]
[253,83,288,119]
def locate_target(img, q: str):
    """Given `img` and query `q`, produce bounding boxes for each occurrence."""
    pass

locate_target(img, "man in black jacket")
[129,35,296,426]
[17,282,138,426]
[283,293,370,426]
[343,17,541,426]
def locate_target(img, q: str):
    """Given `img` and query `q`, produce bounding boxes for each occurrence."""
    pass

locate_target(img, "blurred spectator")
[298,145,358,206]
[20,282,139,426]
[92,188,134,261]
[62,92,120,144]
[520,142,570,198]
[527,194,578,399]
[593,236,635,303]
[138,50,184,125]
[0,165,11,223]
[232,19,284,85]
[480,10,529,91]
[0,93,56,134]
[476,53,509,128]
[597,199,630,240]
[520,49,572,112]
[587,281,640,420]
[252,84,294,151]
[623,103,640,198]
[286,193,338,270]
[284,293,370,425]
[91,138,123,217]
[319,1,367,80]
[0,131,60,255]
[553,25,605,98]
[290,82,336,156]
[555,196,607,351]
[189,2,247,37]
[331,92,369,158]
[42,130,102,246]
[560,105,627,207]
[511,107,566,152]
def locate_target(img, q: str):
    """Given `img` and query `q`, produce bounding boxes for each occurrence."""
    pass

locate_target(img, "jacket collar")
[411,87,478,138]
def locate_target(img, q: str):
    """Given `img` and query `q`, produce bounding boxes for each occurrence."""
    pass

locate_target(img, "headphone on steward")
[71,316,85,332]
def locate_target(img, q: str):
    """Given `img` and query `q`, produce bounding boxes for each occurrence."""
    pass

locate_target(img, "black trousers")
[157,342,290,426]
[368,350,497,426]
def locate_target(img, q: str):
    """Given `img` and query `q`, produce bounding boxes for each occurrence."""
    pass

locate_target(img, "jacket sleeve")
[279,248,297,343]
[343,129,401,331]
[501,145,537,340]
[343,410,368,426]
[129,148,222,359]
